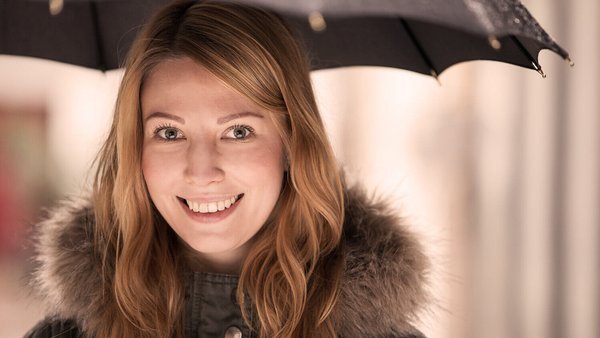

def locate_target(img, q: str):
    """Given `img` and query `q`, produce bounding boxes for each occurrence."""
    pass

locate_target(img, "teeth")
[208,203,217,213]
[185,195,239,214]
[199,203,208,213]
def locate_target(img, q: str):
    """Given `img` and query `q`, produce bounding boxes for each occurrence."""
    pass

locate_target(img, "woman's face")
[141,57,285,271]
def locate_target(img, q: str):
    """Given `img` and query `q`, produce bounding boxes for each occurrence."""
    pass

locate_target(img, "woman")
[26,1,429,337]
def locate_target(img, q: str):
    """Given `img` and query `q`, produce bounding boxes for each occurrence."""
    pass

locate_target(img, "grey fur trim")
[30,187,429,336]
[30,196,106,333]
[333,186,430,337]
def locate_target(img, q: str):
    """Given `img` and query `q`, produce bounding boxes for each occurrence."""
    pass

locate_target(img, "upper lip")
[177,193,243,203]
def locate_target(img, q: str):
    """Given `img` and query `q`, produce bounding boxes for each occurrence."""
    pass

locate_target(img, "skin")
[141,57,285,273]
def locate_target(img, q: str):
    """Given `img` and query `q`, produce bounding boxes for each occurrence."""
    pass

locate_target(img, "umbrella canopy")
[0,0,163,71]
[0,0,572,77]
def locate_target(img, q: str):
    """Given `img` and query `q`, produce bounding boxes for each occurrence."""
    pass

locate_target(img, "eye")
[224,124,255,140]
[154,126,184,141]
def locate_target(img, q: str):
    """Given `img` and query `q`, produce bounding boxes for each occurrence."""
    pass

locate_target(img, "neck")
[180,240,249,274]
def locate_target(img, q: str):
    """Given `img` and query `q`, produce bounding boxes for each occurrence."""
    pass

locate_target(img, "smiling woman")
[24,1,429,338]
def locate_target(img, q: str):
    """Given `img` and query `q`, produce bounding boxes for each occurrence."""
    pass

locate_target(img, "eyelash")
[224,124,255,140]
[152,123,183,142]
[151,123,255,142]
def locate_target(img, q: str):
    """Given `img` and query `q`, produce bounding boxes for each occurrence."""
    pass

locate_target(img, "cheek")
[141,146,178,193]
[141,148,157,185]
[233,141,284,180]
[254,142,285,201]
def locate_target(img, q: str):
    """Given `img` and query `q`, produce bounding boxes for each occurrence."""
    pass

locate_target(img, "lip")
[178,194,243,223]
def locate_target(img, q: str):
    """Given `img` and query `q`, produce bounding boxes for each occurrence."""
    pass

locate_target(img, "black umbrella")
[0,0,572,78]
[0,0,163,71]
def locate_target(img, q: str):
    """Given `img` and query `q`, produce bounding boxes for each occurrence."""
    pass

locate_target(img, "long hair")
[92,1,344,337]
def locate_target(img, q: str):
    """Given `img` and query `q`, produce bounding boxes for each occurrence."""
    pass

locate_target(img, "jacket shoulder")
[24,318,84,338]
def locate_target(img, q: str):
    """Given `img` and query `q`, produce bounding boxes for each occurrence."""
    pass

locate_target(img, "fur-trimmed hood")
[30,186,429,337]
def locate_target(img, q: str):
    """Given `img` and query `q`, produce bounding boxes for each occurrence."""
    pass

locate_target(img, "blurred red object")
[0,151,26,257]
[0,105,50,259]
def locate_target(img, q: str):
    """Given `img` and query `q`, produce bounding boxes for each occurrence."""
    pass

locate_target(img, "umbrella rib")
[399,19,439,79]
[510,35,546,78]
[90,2,106,71]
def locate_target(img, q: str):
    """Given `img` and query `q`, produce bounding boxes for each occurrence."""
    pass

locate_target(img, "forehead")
[141,57,258,116]
[143,57,228,99]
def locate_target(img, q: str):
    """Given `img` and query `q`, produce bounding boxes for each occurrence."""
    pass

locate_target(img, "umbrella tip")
[430,70,442,85]
[565,57,575,67]
[531,61,547,78]
[488,36,502,50]
[309,11,327,32]
[49,0,64,16]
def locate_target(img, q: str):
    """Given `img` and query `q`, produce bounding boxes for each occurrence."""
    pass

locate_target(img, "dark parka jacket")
[25,187,429,338]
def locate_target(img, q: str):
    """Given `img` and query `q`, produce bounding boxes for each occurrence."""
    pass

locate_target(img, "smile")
[183,194,242,214]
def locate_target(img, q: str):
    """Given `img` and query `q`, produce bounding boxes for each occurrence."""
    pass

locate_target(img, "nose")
[184,138,225,185]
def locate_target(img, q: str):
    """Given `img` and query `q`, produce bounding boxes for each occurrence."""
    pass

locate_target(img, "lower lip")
[179,196,242,223]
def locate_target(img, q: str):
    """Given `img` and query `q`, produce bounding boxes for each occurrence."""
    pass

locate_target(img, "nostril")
[183,165,226,185]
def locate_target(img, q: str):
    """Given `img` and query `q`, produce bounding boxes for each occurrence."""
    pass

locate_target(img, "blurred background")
[0,0,598,337]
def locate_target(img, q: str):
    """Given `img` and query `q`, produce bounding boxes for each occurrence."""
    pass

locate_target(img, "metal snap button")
[224,325,243,338]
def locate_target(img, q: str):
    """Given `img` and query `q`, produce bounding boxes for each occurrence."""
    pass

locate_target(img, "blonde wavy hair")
[92,1,344,337]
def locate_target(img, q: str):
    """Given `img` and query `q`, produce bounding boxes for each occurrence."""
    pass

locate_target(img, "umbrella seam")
[399,19,438,78]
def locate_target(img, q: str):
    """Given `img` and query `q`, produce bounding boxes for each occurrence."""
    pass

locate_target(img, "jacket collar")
[31,186,429,336]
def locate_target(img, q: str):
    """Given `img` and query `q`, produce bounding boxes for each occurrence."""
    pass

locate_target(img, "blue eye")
[154,126,183,141]
[225,124,254,140]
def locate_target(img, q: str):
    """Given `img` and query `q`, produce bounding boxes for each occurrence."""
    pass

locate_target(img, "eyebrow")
[217,111,264,124]
[144,112,185,124]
